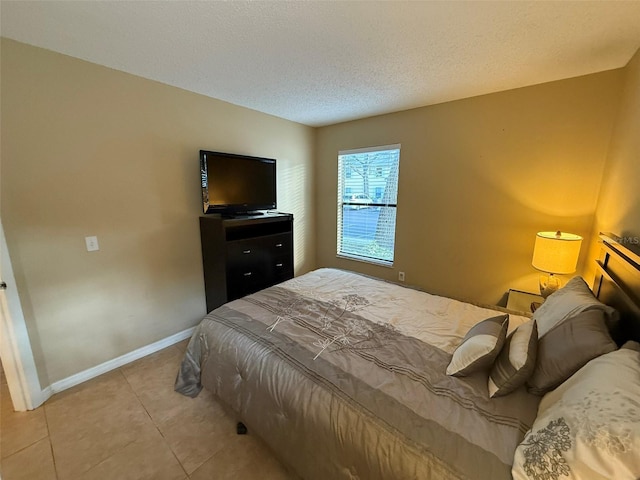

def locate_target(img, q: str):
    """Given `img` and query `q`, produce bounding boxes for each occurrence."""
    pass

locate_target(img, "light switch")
[85,236,99,252]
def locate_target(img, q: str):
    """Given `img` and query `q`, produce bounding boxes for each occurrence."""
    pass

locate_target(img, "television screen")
[200,150,276,215]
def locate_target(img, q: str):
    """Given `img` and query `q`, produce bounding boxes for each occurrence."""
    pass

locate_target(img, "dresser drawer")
[227,268,266,301]
[267,233,292,255]
[226,238,265,268]
[273,256,294,282]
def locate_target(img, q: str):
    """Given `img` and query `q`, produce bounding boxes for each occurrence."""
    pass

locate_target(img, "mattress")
[175,268,540,479]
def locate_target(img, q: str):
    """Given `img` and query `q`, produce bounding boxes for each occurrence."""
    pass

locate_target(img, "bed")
[175,232,640,480]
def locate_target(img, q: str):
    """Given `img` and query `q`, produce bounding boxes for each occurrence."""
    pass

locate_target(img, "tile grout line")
[0,433,49,462]
[2,347,194,479]
[47,372,136,480]
[45,382,137,480]
[75,437,140,478]
[42,403,60,480]
[0,408,49,463]
[118,355,191,478]
[162,344,221,477]
[50,368,160,480]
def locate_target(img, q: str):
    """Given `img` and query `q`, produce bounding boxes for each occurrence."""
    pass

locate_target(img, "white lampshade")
[532,231,582,274]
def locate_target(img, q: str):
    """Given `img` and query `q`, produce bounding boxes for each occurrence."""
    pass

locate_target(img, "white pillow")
[446,314,508,377]
[512,342,640,480]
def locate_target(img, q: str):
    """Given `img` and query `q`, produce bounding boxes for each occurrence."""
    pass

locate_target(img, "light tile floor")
[0,340,297,480]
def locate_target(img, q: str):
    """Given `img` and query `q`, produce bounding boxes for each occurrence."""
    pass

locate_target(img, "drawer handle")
[243,272,252,277]
[276,263,283,267]
[275,243,283,248]
[242,249,251,254]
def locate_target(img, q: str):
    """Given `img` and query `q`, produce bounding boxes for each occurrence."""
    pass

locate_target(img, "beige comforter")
[176,268,539,479]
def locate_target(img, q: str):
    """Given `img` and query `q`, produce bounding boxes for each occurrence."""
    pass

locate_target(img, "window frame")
[337,144,400,267]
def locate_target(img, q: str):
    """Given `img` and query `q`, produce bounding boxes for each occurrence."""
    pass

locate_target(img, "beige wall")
[2,36,634,388]
[316,71,623,305]
[589,48,640,277]
[1,39,315,385]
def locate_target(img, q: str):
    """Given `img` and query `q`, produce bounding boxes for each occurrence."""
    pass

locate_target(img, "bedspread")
[176,268,540,479]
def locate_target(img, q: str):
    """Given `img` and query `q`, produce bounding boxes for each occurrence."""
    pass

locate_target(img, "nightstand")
[506,289,544,313]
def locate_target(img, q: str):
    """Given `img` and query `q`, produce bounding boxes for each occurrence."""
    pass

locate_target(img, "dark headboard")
[593,232,640,344]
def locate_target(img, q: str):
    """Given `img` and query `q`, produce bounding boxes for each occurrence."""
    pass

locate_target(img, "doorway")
[0,221,43,411]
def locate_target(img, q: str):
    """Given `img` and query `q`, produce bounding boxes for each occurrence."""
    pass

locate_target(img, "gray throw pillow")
[532,276,618,338]
[446,314,509,377]
[488,319,538,398]
[526,309,617,395]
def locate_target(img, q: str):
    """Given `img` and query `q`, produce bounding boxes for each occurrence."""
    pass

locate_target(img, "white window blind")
[337,144,400,266]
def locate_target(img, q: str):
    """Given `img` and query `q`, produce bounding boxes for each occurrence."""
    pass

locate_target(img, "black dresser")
[199,213,294,312]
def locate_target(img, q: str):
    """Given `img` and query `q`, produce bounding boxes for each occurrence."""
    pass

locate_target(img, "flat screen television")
[200,150,276,215]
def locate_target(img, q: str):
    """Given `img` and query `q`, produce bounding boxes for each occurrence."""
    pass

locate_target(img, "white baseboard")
[38,385,53,406]
[43,327,195,398]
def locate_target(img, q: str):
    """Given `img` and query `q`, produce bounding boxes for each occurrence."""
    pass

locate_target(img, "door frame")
[0,221,44,411]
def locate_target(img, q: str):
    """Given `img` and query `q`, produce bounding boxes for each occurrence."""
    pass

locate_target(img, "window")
[337,144,400,266]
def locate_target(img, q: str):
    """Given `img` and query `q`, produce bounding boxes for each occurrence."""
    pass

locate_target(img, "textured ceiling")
[2,1,640,127]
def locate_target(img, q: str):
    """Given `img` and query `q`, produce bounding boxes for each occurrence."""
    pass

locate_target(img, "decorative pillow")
[532,276,618,338]
[488,319,538,397]
[526,309,617,395]
[512,341,640,480]
[446,314,509,377]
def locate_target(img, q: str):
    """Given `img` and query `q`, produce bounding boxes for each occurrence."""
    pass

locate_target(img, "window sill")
[336,253,393,268]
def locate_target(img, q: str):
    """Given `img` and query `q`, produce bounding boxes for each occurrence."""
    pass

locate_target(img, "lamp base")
[539,273,560,298]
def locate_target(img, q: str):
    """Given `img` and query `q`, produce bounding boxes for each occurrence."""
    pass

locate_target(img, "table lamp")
[531,231,582,298]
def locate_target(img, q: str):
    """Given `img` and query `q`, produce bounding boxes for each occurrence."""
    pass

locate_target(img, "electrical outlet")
[85,236,99,252]
[398,271,405,282]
